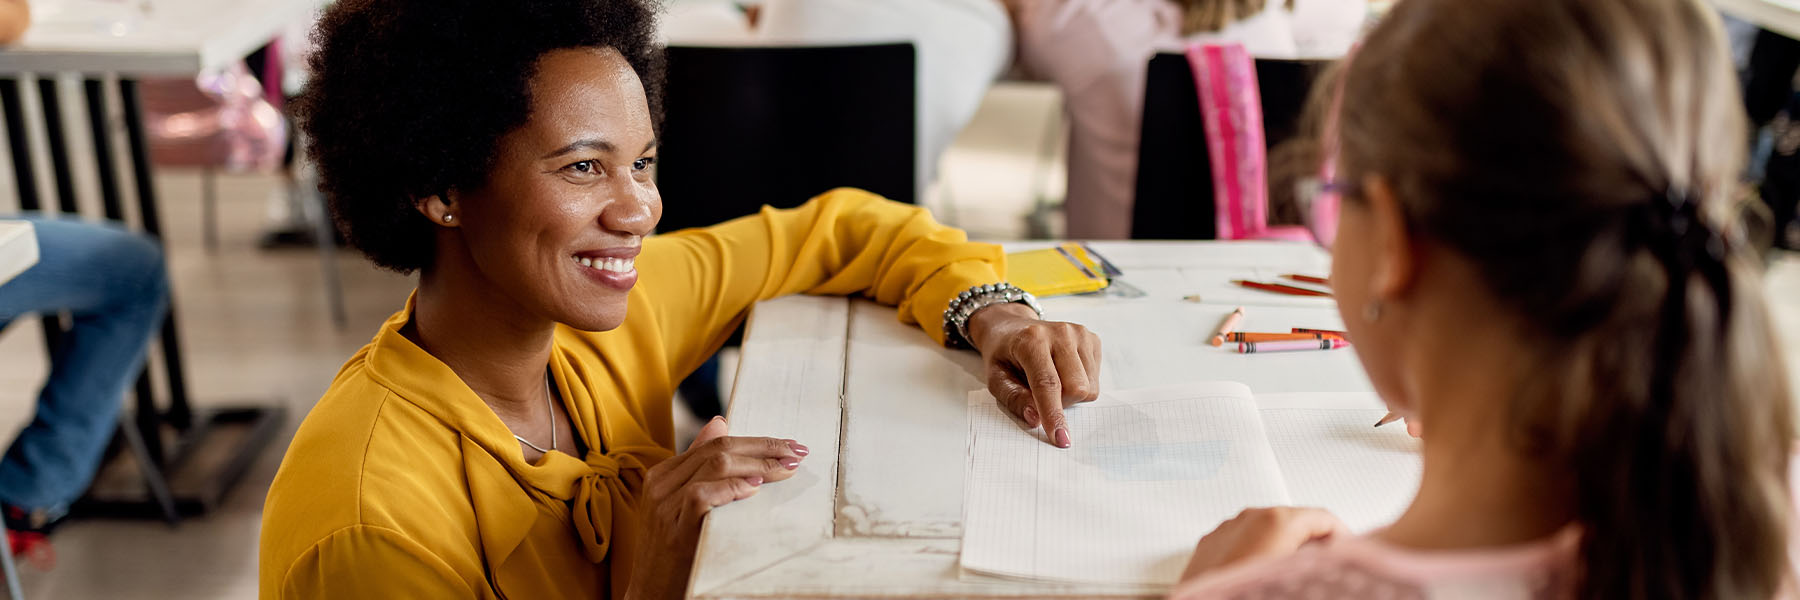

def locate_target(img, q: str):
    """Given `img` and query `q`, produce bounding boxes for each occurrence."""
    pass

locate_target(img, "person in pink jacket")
[1009,0,1364,240]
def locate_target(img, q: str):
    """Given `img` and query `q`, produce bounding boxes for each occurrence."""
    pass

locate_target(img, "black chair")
[658,43,916,420]
[1131,53,1328,240]
[655,43,917,234]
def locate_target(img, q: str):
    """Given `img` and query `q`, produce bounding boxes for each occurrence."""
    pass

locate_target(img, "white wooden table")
[690,241,1379,599]
[0,0,318,74]
[1715,0,1800,41]
[0,220,36,285]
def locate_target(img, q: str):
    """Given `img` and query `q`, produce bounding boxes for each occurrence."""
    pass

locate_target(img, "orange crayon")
[1225,332,1336,343]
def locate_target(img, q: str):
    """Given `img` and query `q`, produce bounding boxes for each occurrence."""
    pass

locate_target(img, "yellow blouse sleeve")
[636,187,1005,377]
[275,526,475,599]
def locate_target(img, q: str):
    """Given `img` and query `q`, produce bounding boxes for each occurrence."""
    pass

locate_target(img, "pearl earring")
[442,214,454,224]
[1363,300,1384,322]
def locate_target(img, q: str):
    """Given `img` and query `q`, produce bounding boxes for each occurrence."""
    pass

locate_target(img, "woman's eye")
[633,157,656,171]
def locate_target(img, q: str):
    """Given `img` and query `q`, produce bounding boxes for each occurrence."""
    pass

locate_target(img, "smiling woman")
[256,1,1103,599]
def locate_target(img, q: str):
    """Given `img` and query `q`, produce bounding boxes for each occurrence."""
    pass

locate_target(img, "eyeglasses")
[1302,43,1355,251]
[1293,176,1347,249]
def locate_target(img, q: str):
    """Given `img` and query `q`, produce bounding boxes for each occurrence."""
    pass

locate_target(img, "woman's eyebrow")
[541,138,615,160]
[540,138,659,160]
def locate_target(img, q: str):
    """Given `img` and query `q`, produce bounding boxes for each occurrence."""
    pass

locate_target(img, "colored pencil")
[1235,338,1351,353]
[1283,274,1330,286]
[1232,280,1332,297]
[1292,327,1349,337]
[1209,307,1246,347]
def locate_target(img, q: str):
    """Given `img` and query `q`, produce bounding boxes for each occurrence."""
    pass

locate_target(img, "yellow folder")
[1006,243,1114,297]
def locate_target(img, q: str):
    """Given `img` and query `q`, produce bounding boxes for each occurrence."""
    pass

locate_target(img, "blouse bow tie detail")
[564,446,671,563]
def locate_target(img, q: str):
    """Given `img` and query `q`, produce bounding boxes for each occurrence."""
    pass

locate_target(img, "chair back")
[656,43,917,233]
[1132,53,1327,240]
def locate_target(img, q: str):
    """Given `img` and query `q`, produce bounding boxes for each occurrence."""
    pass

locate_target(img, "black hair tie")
[1636,187,1734,406]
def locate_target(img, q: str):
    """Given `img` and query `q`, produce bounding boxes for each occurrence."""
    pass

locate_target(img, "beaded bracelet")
[942,283,1043,350]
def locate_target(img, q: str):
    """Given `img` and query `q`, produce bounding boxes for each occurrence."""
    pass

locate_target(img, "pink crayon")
[1235,339,1351,354]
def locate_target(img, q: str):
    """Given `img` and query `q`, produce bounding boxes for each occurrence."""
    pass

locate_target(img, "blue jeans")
[0,216,168,520]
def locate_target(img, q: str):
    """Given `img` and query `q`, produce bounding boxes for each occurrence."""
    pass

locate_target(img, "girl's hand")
[1181,507,1349,582]
[966,303,1102,448]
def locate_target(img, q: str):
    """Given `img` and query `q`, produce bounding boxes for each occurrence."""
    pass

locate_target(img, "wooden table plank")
[690,296,851,597]
[706,538,1163,599]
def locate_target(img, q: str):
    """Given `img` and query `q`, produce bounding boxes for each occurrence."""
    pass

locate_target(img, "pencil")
[1232,280,1333,297]
[1209,307,1246,347]
[1225,332,1338,343]
[1235,339,1351,353]
[1282,274,1330,286]
[1292,327,1349,337]
[1374,413,1402,428]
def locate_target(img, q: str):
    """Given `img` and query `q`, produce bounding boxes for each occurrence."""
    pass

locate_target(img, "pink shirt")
[1170,528,1582,599]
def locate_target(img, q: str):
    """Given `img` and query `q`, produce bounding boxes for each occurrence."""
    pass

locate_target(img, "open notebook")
[960,382,1422,586]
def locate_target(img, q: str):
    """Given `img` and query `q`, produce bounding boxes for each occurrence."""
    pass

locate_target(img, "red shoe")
[5,529,53,571]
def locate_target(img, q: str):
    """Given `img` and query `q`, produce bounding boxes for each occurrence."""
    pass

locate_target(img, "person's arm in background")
[0,0,29,45]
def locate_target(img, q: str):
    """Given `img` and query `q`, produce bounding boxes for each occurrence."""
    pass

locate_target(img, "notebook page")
[1257,393,1422,533]
[961,383,1291,585]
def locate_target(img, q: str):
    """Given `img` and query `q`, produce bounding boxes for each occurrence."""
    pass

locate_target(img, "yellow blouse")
[258,189,1005,599]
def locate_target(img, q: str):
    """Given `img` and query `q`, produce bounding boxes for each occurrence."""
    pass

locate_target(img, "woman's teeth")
[573,255,635,273]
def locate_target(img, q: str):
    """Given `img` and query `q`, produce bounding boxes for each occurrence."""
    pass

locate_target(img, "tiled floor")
[5,79,1800,599]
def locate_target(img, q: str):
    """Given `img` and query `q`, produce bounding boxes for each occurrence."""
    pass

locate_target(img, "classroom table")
[0,0,319,521]
[1715,0,1800,41]
[688,240,1383,599]
[0,220,35,286]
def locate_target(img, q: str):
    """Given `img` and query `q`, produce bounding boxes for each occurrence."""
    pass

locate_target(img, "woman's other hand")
[966,303,1102,448]
[628,417,807,599]
[1180,507,1349,582]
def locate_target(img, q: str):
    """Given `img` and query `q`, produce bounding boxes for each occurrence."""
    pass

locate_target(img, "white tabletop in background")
[0,221,37,286]
[0,0,321,75]
[689,240,1376,599]
[1716,0,1800,42]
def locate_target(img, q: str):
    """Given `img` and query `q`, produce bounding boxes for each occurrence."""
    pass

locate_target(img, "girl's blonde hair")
[1314,0,1794,596]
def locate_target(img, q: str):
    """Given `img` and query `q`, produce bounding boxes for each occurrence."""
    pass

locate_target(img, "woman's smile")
[571,244,640,291]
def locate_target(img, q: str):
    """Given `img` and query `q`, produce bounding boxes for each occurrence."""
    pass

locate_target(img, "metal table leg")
[64,77,286,519]
[0,526,23,600]
[82,78,181,525]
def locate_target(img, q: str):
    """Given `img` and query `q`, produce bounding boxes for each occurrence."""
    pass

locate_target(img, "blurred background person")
[0,218,169,565]
[1011,0,1365,240]
[0,0,170,568]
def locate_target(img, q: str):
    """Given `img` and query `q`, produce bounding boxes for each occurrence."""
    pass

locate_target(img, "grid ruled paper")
[960,383,1291,585]
[1257,393,1423,533]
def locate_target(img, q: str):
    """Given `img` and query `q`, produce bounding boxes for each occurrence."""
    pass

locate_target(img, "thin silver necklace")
[515,372,557,454]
